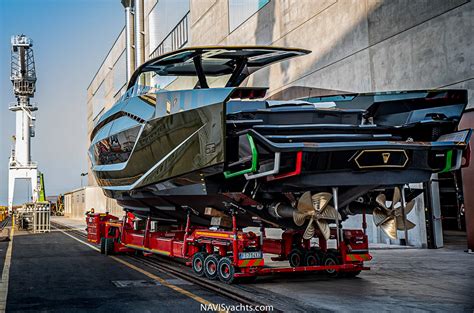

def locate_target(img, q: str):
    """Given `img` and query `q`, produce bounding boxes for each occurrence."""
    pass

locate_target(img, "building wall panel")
[367,0,469,45]
[369,3,474,96]
[190,0,228,45]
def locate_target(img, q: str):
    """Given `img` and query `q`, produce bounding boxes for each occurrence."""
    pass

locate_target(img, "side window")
[91,122,113,144]
[109,116,139,135]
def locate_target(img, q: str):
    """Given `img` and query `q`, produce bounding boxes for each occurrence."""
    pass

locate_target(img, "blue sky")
[0,0,123,204]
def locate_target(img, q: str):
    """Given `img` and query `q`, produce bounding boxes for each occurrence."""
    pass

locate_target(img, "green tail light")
[224,134,258,179]
[440,150,453,173]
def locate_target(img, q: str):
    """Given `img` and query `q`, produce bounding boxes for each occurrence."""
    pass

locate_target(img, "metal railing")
[150,11,189,59]
[9,158,38,168]
[15,202,51,233]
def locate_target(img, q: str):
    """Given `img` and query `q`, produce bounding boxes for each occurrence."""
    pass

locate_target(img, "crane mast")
[8,35,39,211]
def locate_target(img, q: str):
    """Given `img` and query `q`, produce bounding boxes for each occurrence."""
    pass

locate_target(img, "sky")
[0,0,123,205]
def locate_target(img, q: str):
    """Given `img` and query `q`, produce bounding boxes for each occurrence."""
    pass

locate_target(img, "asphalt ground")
[4,229,243,312]
[2,220,474,312]
[0,241,8,284]
[251,236,474,312]
[0,218,11,273]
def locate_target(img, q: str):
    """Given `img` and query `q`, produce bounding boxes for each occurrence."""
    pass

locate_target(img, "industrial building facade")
[64,186,123,219]
[87,0,474,248]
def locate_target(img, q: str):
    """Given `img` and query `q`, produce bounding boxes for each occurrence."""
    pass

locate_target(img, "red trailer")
[86,212,116,244]
[86,208,371,284]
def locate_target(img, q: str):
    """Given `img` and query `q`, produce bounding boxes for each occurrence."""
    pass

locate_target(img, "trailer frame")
[87,203,371,284]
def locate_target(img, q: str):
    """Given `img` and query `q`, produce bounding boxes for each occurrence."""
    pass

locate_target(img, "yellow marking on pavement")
[53,226,223,312]
[0,224,14,312]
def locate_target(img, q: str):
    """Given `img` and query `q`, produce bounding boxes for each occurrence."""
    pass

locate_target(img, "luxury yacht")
[89,46,471,239]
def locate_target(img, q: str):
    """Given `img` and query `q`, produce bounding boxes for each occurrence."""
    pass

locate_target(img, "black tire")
[288,249,303,267]
[311,247,325,258]
[323,252,340,278]
[303,251,320,266]
[217,257,236,284]
[100,237,106,254]
[204,254,220,280]
[104,238,115,256]
[192,252,207,277]
[344,270,362,278]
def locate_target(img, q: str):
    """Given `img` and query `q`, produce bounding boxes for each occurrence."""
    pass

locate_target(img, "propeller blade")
[297,191,314,214]
[311,192,332,212]
[404,200,416,215]
[315,219,330,241]
[396,216,416,230]
[373,207,390,226]
[319,205,340,220]
[380,218,398,240]
[391,187,401,209]
[303,218,315,240]
[293,211,307,226]
[375,194,388,211]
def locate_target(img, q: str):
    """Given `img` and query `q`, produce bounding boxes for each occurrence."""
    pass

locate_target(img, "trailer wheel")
[100,237,106,254]
[204,254,220,280]
[311,247,325,258]
[303,251,320,266]
[323,252,340,278]
[288,249,303,267]
[192,252,207,277]
[104,238,115,256]
[217,257,235,284]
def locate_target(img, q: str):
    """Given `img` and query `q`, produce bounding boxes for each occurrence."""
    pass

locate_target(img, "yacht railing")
[150,11,189,59]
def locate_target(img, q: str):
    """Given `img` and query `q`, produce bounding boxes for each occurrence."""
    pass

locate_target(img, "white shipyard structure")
[8,35,39,210]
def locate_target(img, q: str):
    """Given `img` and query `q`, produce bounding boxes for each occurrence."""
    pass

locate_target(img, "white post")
[8,172,15,212]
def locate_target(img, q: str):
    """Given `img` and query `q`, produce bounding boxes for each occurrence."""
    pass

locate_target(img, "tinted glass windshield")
[136,72,232,91]
[127,47,310,90]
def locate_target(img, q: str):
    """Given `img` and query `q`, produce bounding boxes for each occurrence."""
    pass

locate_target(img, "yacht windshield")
[137,72,232,92]
[127,47,311,90]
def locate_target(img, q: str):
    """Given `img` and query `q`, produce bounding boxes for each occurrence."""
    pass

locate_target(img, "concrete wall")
[342,184,428,247]
[64,187,124,219]
[64,193,72,217]
[63,188,85,218]
[85,186,124,217]
[190,0,473,106]
[460,111,474,251]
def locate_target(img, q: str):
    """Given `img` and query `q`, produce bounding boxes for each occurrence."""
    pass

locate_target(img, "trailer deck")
[87,203,372,284]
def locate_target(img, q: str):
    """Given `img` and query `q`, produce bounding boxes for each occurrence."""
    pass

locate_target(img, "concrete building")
[86,0,474,248]
[64,186,123,219]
